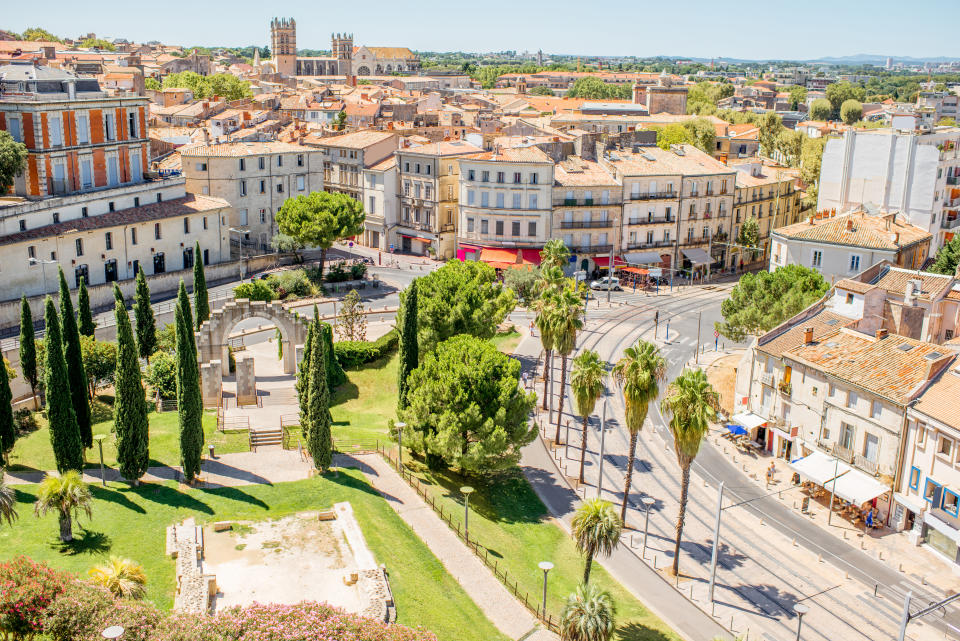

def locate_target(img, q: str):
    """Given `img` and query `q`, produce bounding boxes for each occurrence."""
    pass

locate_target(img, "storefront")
[730,411,768,447]
[922,512,960,565]
[789,450,891,521]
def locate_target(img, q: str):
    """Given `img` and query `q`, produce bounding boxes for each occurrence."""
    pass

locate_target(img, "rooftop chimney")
[846,218,853,231]
[876,328,888,340]
[803,327,814,345]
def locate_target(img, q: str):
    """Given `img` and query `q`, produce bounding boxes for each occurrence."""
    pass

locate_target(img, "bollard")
[874,584,879,597]
[817,553,823,563]
[792,538,797,547]
[899,563,904,572]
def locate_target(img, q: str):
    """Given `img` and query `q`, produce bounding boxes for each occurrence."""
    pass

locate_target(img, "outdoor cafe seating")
[789,451,888,528]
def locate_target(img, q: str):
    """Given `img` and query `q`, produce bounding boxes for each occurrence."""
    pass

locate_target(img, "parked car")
[590,277,621,291]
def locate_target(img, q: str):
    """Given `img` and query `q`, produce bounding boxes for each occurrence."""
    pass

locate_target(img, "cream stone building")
[360,155,397,252]
[181,141,325,258]
[552,156,622,271]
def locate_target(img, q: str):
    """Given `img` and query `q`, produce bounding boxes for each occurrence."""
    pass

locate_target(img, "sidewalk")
[353,453,557,641]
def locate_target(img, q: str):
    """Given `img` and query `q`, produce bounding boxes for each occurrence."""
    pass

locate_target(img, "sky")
[4,0,957,61]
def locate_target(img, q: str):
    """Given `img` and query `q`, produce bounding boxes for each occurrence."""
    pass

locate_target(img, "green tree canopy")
[840,99,863,125]
[58,269,91,448]
[736,217,760,259]
[80,335,116,398]
[21,27,61,42]
[76,277,95,338]
[80,38,115,51]
[757,112,783,157]
[145,77,161,91]
[0,351,15,463]
[276,191,365,275]
[19,296,38,407]
[565,77,631,100]
[133,269,157,361]
[161,72,252,101]
[929,235,960,276]
[399,334,536,474]
[775,129,805,168]
[826,81,866,118]
[528,86,555,96]
[304,318,333,472]
[0,131,28,193]
[407,260,516,354]
[716,265,829,342]
[112,287,149,483]
[800,136,827,209]
[192,241,209,330]
[43,297,83,474]
[809,98,832,121]
[788,85,808,110]
[397,280,419,414]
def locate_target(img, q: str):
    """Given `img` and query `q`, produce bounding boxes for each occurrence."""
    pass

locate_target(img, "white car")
[590,277,621,291]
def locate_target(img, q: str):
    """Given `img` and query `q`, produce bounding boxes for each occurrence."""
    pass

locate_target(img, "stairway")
[249,427,283,449]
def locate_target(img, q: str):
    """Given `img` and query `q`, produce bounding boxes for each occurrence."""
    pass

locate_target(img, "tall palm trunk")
[541,349,552,410]
[554,353,568,443]
[578,414,588,483]
[672,463,691,576]
[59,511,73,543]
[621,430,638,522]
[583,546,594,585]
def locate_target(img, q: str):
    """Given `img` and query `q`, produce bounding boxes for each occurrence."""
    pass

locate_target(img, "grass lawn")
[400,460,680,641]
[6,409,248,473]
[1,470,506,641]
[330,353,398,447]
[490,328,522,354]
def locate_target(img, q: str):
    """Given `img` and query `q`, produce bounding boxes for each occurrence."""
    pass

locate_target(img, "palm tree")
[572,498,622,584]
[540,239,571,270]
[0,473,17,526]
[661,368,719,576]
[612,340,666,522]
[560,582,617,641]
[571,350,606,484]
[551,285,584,444]
[533,292,558,413]
[89,556,147,599]
[34,471,93,543]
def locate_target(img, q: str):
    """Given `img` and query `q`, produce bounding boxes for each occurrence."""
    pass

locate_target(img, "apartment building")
[0,63,149,199]
[732,162,802,264]
[552,156,622,270]
[181,142,324,257]
[916,91,959,123]
[395,140,482,258]
[457,147,554,261]
[305,130,397,201]
[360,155,396,252]
[817,127,960,251]
[600,144,735,274]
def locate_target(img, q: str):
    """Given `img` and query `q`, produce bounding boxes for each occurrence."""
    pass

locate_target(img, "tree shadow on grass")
[53,527,111,556]
[331,380,360,405]
[323,466,382,498]
[615,621,676,641]
[201,486,269,509]
[90,486,147,514]
[414,463,548,526]
[133,483,214,514]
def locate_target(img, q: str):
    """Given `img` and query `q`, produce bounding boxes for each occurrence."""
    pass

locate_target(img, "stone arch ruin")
[196,299,308,407]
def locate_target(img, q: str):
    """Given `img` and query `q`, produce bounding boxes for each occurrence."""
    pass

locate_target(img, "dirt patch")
[705,353,742,416]
[204,514,360,613]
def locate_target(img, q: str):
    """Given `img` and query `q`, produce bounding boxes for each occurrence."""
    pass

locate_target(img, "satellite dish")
[102,626,124,639]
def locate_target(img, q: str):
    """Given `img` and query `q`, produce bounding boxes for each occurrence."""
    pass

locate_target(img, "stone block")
[235,355,257,406]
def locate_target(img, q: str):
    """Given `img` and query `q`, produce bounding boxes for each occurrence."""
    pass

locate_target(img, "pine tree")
[58,268,91,449]
[176,280,195,358]
[133,269,157,361]
[319,321,345,388]
[113,285,149,483]
[397,279,419,412]
[306,319,332,472]
[76,277,96,337]
[296,318,315,430]
[175,299,204,483]
[44,297,83,473]
[0,351,15,464]
[193,241,209,330]
[19,296,38,409]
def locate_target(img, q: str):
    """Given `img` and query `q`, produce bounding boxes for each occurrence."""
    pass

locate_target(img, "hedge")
[333,329,398,368]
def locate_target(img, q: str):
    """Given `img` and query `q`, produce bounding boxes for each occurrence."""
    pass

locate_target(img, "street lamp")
[229,227,250,279]
[92,434,108,487]
[793,602,810,641]
[394,422,406,471]
[640,496,655,558]
[28,256,57,296]
[102,625,124,639]
[461,486,474,543]
[538,561,554,617]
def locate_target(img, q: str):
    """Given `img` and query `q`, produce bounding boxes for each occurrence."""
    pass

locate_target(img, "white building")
[817,127,960,251]
[360,155,397,252]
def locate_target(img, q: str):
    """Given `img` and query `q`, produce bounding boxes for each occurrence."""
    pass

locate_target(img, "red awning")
[621,267,649,275]
[593,255,627,268]
[479,247,521,265]
[520,249,542,265]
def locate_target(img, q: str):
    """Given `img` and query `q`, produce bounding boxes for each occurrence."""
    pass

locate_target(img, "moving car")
[590,276,621,291]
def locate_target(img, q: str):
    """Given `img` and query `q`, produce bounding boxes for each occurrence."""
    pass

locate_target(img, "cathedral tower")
[331,33,354,75]
[270,17,297,76]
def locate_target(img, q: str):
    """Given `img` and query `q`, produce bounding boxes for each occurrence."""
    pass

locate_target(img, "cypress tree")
[397,279,419,412]
[319,321,345,388]
[306,319,332,472]
[0,353,15,464]
[19,296,38,409]
[113,285,149,483]
[43,297,83,473]
[297,319,314,430]
[175,300,204,482]
[176,280,195,357]
[193,241,210,330]
[58,268,91,449]
[76,276,96,337]
[133,269,157,362]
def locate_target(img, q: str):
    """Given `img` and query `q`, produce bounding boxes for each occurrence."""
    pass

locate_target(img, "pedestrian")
[521,372,528,389]
[766,461,776,486]
[529,319,535,336]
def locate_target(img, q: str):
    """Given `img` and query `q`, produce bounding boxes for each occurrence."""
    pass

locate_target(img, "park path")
[352,452,557,641]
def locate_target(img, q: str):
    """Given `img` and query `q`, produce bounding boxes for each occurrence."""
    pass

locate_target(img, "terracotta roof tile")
[773,212,931,251]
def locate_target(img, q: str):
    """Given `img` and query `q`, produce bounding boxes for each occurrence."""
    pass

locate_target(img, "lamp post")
[596,399,607,498]
[102,625,124,639]
[229,227,249,279]
[538,561,553,618]
[92,434,107,487]
[28,256,57,296]
[640,496,655,558]
[394,422,406,471]
[707,481,724,604]
[793,602,810,641]
[461,486,474,543]
[827,456,839,526]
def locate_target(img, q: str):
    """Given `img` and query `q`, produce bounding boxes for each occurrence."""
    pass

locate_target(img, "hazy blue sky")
[4,0,956,60]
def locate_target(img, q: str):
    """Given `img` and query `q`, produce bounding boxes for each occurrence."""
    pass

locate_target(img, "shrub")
[349,262,367,280]
[333,329,398,368]
[0,556,70,640]
[146,351,177,400]
[325,261,350,283]
[44,580,163,641]
[233,280,275,302]
[268,270,313,299]
[13,408,38,434]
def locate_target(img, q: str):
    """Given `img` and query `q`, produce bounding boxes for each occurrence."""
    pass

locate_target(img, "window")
[846,293,854,304]
[240,180,247,197]
[297,154,304,167]
[846,390,857,409]
[128,111,137,138]
[277,155,283,167]
[276,182,284,193]
[75,238,84,256]
[259,180,266,194]
[481,192,489,207]
[496,193,505,208]
[74,264,88,288]
[48,114,62,146]
[8,117,22,143]
[152,253,165,274]
[297,175,305,191]
[259,157,265,170]
[495,220,504,235]
[52,212,60,224]
[871,400,881,419]
[909,467,921,491]
[481,171,489,182]
[183,217,190,234]
[512,221,520,236]
[943,489,960,517]
[368,195,376,215]
[467,190,475,205]
[203,216,208,230]
[131,228,137,245]
[839,423,855,450]
[530,173,538,184]
[467,217,475,232]
[812,250,822,268]
[529,193,538,209]
[182,247,194,269]
[157,193,162,202]
[239,158,246,171]
[924,477,941,503]
[467,170,475,181]
[134,197,140,208]
[154,223,161,240]
[863,433,879,462]
[938,435,954,459]
[917,422,927,445]
[105,232,113,251]
[80,158,93,190]
[108,201,115,212]
[496,171,504,183]
[239,209,249,226]
[104,112,115,140]
[104,258,118,283]
[528,221,537,236]
[512,193,521,208]
[27,246,36,260]
[849,254,861,273]
[259,210,266,224]
[19,220,25,231]
[513,172,521,183]
[481,219,489,234]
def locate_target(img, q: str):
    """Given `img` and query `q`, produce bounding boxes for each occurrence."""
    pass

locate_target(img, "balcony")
[943,217,960,230]
[559,220,614,229]
[440,223,455,232]
[627,217,673,225]
[569,244,613,255]
[554,197,618,207]
[947,176,959,186]
[624,240,673,250]
[778,380,792,397]
[629,191,677,201]
[760,372,774,387]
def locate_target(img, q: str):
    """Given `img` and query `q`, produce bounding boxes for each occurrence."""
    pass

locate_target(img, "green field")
[6,409,248,473]
[399,460,680,641]
[1,471,506,641]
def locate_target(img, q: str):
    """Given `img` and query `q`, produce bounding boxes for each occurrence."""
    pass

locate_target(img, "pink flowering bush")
[0,556,69,640]
[44,580,161,641]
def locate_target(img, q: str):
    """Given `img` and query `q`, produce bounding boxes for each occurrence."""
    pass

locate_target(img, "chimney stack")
[876,328,888,339]
[846,218,853,231]
[803,327,814,345]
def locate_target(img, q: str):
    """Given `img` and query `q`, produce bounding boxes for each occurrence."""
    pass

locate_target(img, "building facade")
[552,156,622,270]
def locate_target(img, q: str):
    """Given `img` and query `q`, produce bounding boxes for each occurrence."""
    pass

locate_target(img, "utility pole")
[596,400,607,498]
[708,482,724,603]
[706,228,712,283]
[606,244,614,304]
[695,311,702,364]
